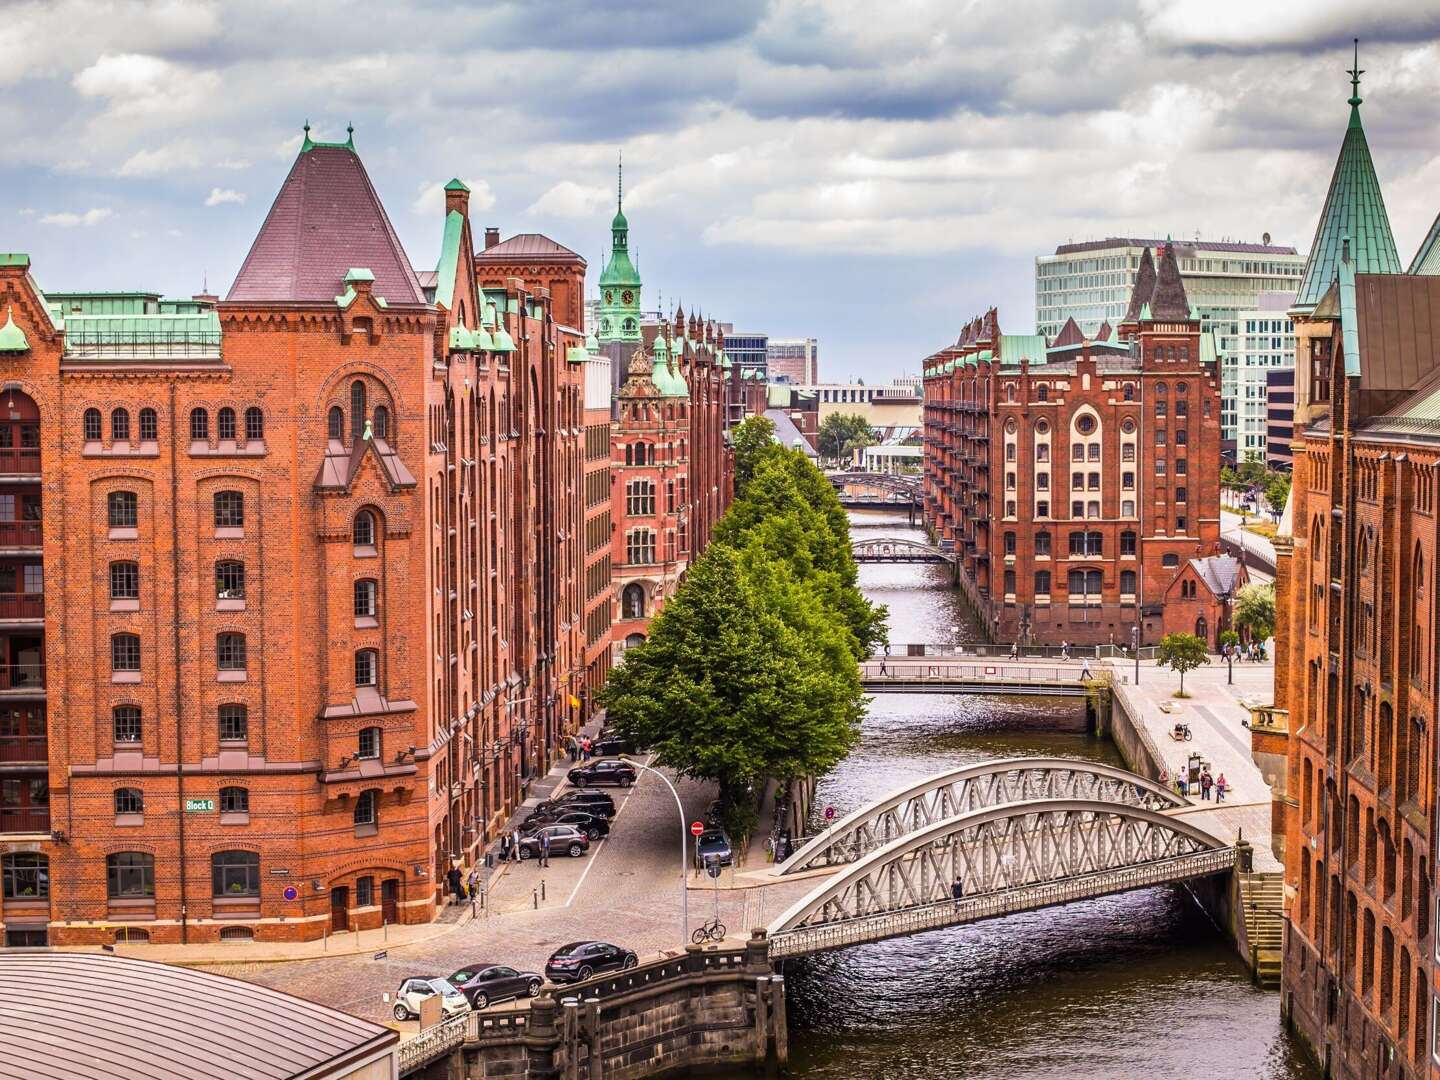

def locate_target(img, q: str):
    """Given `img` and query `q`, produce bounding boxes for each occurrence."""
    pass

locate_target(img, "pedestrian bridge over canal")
[762,758,1239,959]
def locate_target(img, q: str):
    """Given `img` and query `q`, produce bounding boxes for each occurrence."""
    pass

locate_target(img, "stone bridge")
[775,758,1185,875]
[765,798,1235,958]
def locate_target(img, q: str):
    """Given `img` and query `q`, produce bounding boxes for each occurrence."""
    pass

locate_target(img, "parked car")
[545,941,639,983]
[567,760,637,788]
[523,809,611,841]
[445,962,544,1009]
[590,733,634,757]
[390,976,472,1022]
[534,790,617,818]
[695,828,734,868]
[517,823,590,859]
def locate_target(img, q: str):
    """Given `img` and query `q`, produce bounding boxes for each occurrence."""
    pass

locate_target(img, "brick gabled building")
[0,131,600,946]
[922,242,1225,647]
[1268,68,1440,1078]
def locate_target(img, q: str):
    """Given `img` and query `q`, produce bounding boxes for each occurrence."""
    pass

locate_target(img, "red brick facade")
[921,244,1226,647]
[0,139,727,948]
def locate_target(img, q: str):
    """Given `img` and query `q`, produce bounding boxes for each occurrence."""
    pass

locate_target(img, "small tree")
[817,413,874,465]
[1157,632,1209,697]
[1233,582,1276,643]
[1265,475,1290,519]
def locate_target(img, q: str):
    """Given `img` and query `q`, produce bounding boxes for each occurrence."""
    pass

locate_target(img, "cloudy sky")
[7,0,1440,380]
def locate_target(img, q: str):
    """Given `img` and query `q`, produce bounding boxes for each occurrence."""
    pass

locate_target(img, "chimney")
[443,179,470,219]
[484,227,501,250]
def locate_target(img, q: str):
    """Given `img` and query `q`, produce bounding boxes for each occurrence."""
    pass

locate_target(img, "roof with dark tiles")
[1148,241,1192,320]
[227,144,426,306]
[476,233,585,261]
[1122,247,1156,323]
[1053,316,1085,347]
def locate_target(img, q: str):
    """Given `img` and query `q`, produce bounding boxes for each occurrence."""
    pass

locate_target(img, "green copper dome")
[652,353,689,398]
[0,308,28,353]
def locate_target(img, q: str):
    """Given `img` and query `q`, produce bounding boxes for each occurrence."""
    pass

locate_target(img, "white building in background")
[767,337,819,383]
[860,443,923,474]
[1225,292,1296,464]
[1034,236,1305,362]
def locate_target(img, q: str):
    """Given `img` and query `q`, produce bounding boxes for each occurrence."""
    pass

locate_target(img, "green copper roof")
[652,354,688,398]
[473,325,494,351]
[434,211,464,311]
[1409,212,1440,275]
[0,254,30,269]
[0,308,29,352]
[491,323,516,353]
[444,178,469,193]
[1294,68,1402,309]
[599,246,639,287]
[1139,301,1152,320]
[1199,330,1218,365]
[566,345,589,364]
[998,334,1047,367]
[652,333,669,358]
[300,121,355,154]
[449,325,476,351]
[585,330,599,353]
[345,268,374,283]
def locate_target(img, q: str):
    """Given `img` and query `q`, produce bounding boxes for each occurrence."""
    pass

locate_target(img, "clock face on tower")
[621,290,634,305]
[605,291,614,304]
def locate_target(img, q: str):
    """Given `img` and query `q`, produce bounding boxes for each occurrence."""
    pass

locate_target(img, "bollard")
[533,889,539,910]
[541,879,547,901]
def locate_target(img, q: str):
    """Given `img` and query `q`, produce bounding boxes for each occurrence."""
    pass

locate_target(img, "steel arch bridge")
[776,758,1187,875]
[828,472,921,498]
[851,537,954,564]
[766,798,1234,957]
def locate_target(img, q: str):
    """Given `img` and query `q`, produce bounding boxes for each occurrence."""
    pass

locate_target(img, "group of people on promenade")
[1161,766,1228,802]
[1221,640,1267,662]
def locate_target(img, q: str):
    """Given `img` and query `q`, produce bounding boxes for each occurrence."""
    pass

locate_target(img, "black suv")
[523,808,611,841]
[567,760,637,788]
[590,733,635,756]
[545,941,638,983]
[534,790,616,818]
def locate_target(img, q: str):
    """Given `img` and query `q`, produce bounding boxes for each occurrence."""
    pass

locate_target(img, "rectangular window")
[1122,444,1135,462]
[1175,459,1187,474]
[1036,445,1050,462]
[1071,444,1084,462]
[218,705,247,743]
[1072,473,1084,490]
[1036,473,1049,490]
[110,562,139,600]
[1122,472,1134,490]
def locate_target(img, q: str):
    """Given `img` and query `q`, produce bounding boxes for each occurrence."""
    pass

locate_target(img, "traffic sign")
[824,805,836,821]
[282,885,298,902]
[706,862,722,879]
[690,821,705,836]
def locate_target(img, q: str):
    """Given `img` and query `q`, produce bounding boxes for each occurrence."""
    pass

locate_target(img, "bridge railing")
[870,643,1161,661]
[861,662,1098,683]
[768,847,1237,958]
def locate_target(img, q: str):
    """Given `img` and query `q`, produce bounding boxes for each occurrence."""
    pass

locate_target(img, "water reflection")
[773,510,1317,1079]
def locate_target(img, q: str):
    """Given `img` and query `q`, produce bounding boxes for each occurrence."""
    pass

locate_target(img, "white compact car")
[390,976,472,1022]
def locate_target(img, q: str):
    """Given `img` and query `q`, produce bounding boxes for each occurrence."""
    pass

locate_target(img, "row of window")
[107,558,376,613]
[1007,569,1139,595]
[106,492,381,555]
[83,408,266,444]
[106,636,380,685]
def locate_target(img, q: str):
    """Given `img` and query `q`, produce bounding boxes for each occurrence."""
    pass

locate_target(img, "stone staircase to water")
[1238,872,1284,986]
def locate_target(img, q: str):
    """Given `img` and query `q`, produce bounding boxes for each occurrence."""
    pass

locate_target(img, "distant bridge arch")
[767,798,1234,957]
[851,537,953,564]
[777,758,1185,875]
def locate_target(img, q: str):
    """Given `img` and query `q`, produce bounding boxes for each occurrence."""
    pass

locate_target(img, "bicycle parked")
[691,917,726,944]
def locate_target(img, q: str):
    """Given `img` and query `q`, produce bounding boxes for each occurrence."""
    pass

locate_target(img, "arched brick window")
[111,634,140,674]
[189,407,209,441]
[350,381,367,437]
[211,850,259,897]
[113,787,142,815]
[139,408,158,441]
[328,406,345,440]
[110,408,130,441]
[244,407,264,441]
[217,407,236,441]
[217,632,247,671]
[353,510,376,550]
[354,789,378,827]
[373,405,389,440]
[83,408,101,441]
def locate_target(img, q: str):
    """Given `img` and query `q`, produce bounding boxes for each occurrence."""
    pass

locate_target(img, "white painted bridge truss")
[850,537,953,563]
[777,758,1186,875]
[767,798,1234,957]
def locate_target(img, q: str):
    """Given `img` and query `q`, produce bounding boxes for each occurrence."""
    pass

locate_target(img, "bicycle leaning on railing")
[691,916,726,944]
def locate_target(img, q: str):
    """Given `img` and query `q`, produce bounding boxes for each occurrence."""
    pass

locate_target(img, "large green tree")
[817,412,874,464]
[599,544,865,798]
[1233,582,1276,642]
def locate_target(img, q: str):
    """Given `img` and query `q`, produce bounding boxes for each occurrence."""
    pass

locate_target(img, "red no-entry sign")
[690,821,705,836]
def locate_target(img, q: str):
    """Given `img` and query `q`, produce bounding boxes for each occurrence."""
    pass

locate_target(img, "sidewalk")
[85,715,612,967]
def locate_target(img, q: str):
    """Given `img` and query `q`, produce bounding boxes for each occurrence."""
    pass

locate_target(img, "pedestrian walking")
[467,866,482,902]
[952,876,964,907]
[567,736,578,763]
[508,832,520,863]
[446,864,464,905]
[878,657,889,676]
[1079,659,1093,680]
[1060,640,1070,662]
[1200,771,1213,801]
[1009,641,1020,661]
[539,832,551,868]
[1216,773,1228,803]
[581,737,592,761]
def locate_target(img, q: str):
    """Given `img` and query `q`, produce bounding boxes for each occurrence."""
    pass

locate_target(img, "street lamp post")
[621,757,689,945]
[1131,623,1140,686]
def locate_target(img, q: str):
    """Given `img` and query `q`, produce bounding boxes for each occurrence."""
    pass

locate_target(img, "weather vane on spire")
[1347,38,1364,107]
[617,150,623,211]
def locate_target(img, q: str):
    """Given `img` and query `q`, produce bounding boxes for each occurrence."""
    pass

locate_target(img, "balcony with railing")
[0,520,41,548]
[0,806,48,834]
[0,448,39,476]
[0,594,43,621]
[0,664,45,692]
[0,732,45,763]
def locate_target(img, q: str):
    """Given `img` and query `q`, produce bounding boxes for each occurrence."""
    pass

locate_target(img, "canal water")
[776,509,1319,1079]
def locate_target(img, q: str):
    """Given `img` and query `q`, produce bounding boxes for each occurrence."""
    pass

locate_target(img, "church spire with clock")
[598,155,642,345]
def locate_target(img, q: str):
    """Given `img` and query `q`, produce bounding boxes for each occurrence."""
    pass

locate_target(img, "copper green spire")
[1293,39,1401,310]
[598,151,641,344]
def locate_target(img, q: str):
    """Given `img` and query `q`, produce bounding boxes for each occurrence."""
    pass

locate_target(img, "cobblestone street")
[203,765,813,1024]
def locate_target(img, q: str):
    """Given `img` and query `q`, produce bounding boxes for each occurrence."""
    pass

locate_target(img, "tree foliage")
[598,544,865,797]
[1158,632,1210,696]
[1233,582,1276,642]
[730,415,777,498]
[1265,475,1291,517]
[817,412,874,464]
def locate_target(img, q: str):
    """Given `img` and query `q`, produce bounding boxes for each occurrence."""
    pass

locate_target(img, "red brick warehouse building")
[921,244,1232,647]
[1266,69,1440,1079]
[0,128,653,946]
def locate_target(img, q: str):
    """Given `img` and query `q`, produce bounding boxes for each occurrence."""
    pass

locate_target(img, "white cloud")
[526,180,612,219]
[205,187,246,207]
[72,52,220,119]
[117,142,201,176]
[411,179,496,216]
[39,207,113,227]
[16,209,34,218]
